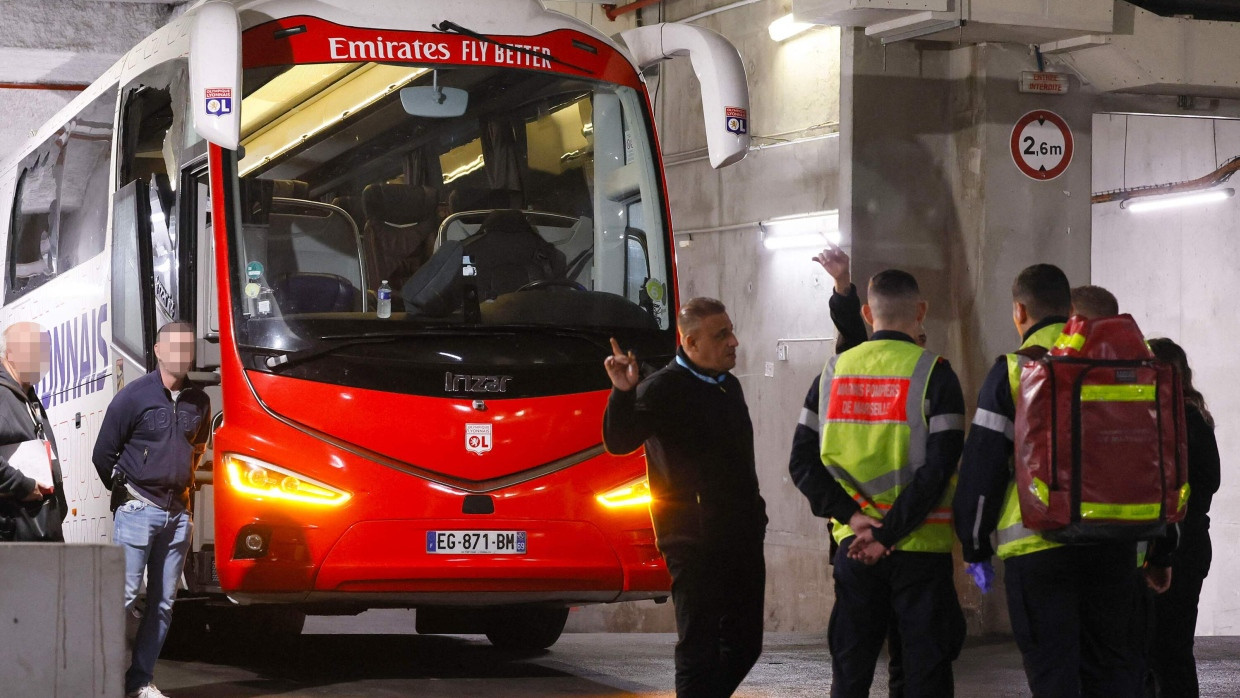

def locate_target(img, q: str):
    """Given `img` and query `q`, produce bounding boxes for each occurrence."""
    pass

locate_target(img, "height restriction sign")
[1010,110,1073,181]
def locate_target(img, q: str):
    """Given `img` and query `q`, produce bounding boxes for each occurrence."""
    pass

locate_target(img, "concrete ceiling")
[1130,0,1240,21]
[0,1,189,86]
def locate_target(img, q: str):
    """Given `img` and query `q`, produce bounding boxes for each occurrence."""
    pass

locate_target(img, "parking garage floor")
[150,610,1240,697]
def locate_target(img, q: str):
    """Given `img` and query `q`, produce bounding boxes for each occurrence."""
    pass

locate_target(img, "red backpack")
[1013,315,1189,543]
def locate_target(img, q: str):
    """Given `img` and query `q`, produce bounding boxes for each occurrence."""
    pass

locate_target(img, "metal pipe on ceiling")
[602,0,661,20]
[1091,155,1240,204]
[676,0,763,24]
[0,82,88,91]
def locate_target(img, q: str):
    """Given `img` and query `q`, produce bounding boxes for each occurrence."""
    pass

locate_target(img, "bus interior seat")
[271,179,310,199]
[329,194,365,234]
[273,272,356,314]
[362,183,439,287]
[260,180,365,311]
[447,187,521,214]
[462,209,567,299]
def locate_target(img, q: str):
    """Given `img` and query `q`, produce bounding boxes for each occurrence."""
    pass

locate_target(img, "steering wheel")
[517,279,587,292]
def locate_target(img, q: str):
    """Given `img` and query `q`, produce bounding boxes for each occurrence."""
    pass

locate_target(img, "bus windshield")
[229,62,672,364]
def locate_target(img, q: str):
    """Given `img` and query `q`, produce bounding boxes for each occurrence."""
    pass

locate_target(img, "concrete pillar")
[0,543,126,696]
[839,30,1096,634]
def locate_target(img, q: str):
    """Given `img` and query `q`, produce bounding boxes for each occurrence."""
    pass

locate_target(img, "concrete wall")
[840,32,1097,634]
[1092,113,1240,635]
[570,0,844,633]
[0,544,126,696]
[0,1,176,162]
[838,29,1240,636]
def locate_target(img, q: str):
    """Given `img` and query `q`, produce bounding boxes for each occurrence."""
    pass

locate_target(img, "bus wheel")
[484,606,569,651]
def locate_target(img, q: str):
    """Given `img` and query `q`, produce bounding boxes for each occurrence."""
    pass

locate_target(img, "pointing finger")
[609,337,624,357]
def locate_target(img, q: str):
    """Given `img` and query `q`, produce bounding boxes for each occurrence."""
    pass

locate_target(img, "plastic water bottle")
[377,280,392,318]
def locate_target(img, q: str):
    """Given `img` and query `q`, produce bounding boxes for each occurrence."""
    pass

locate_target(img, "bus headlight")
[223,454,351,507]
[597,477,653,509]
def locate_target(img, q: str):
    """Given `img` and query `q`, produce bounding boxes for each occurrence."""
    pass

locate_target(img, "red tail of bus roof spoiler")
[620,23,750,169]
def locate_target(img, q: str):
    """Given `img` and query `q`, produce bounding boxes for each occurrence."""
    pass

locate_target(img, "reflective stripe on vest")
[819,340,955,553]
[994,323,1066,559]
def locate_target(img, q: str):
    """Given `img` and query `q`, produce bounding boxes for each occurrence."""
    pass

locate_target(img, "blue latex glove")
[967,561,995,594]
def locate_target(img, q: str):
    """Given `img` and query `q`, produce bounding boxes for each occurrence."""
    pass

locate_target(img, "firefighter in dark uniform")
[953,264,1140,697]
[817,269,966,697]
[789,244,918,697]
[603,296,767,698]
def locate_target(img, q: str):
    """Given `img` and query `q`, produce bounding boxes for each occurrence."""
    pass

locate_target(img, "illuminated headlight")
[223,454,351,507]
[596,477,653,509]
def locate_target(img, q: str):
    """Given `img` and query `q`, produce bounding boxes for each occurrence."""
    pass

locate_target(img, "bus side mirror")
[189,1,242,150]
[620,24,750,169]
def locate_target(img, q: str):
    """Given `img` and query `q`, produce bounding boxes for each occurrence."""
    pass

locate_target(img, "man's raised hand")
[813,242,852,294]
[605,338,640,391]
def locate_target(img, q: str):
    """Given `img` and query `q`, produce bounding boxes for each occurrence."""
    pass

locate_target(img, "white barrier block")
[0,543,125,697]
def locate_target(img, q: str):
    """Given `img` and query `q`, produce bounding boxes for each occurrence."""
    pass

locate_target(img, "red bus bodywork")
[207,16,677,609]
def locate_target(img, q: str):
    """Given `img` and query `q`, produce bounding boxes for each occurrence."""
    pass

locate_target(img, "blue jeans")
[113,499,192,693]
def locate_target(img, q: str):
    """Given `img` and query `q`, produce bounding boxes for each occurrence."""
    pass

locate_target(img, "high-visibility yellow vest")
[994,323,1066,559]
[819,339,955,553]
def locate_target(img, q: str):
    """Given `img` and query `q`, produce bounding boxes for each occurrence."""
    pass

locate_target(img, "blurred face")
[683,312,739,374]
[3,322,49,387]
[155,330,196,379]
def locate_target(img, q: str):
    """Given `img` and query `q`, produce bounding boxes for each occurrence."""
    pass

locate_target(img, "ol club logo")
[205,87,233,116]
[465,423,493,455]
[725,106,748,135]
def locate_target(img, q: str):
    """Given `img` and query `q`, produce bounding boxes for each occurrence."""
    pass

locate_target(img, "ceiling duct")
[793,0,1114,45]
[797,0,1240,99]
[1041,3,1240,99]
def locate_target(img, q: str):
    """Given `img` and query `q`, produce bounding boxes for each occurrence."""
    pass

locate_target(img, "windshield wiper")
[262,336,399,371]
[483,324,617,351]
[257,325,637,371]
[257,327,528,370]
[433,20,594,76]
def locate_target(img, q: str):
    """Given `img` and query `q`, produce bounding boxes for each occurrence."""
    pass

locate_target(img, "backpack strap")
[1014,346,1049,362]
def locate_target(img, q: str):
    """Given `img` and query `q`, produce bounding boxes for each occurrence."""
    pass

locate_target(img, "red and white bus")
[0,0,749,649]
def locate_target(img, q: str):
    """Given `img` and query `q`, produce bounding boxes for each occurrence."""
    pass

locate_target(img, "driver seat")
[463,210,567,299]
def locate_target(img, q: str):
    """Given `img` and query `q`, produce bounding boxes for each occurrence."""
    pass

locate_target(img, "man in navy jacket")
[93,322,211,698]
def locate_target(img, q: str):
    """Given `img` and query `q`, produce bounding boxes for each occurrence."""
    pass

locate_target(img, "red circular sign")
[1010,110,1074,181]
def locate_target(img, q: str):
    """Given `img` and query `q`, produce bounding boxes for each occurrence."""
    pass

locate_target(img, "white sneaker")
[126,685,169,698]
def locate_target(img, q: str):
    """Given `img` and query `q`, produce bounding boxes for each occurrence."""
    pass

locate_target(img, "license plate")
[426,530,527,554]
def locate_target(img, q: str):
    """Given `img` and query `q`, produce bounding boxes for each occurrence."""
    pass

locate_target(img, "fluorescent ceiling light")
[1122,188,1234,213]
[763,232,837,250]
[761,210,841,250]
[768,13,813,42]
[240,64,429,176]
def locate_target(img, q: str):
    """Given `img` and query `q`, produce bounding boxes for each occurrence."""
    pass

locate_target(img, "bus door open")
[110,62,223,596]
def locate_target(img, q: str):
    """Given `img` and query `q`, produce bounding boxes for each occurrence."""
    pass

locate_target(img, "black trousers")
[664,538,766,698]
[1004,544,1141,698]
[830,523,906,698]
[1148,562,1209,697]
[828,538,965,698]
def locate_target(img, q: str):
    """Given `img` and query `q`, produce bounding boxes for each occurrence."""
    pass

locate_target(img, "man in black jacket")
[789,245,930,697]
[0,321,65,541]
[93,322,211,698]
[603,297,767,698]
